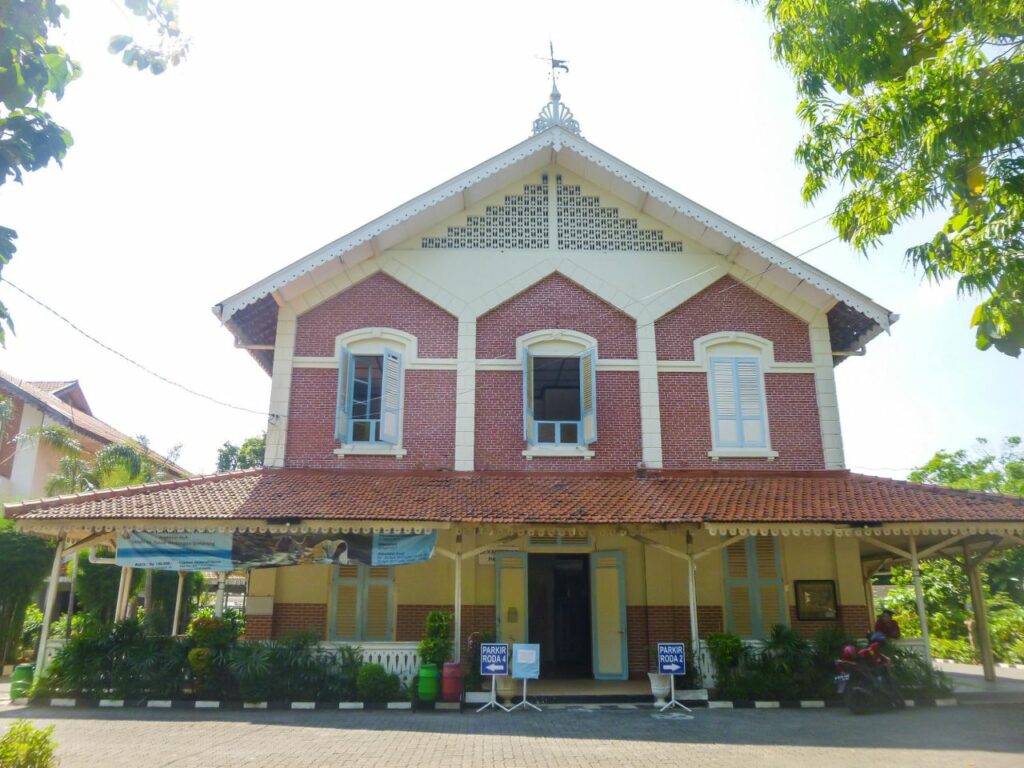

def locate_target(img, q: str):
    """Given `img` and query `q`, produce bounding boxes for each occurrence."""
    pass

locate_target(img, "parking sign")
[657,643,686,676]
[479,642,509,677]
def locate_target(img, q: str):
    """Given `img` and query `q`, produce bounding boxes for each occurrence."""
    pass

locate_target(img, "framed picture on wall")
[794,580,838,621]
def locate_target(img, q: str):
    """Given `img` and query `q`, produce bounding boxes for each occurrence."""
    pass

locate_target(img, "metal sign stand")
[476,674,511,713]
[507,678,542,712]
[660,673,692,713]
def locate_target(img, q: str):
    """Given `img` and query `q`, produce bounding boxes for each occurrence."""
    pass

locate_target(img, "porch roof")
[5,468,1024,528]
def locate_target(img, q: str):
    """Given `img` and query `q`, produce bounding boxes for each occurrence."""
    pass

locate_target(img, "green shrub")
[930,637,979,663]
[417,611,453,667]
[705,633,745,690]
[228,636,362,702]
[356,662,401,703]
[33,618,190,700]
[0,720,57,768]
[187,615,239,648]
[890,646,954,698]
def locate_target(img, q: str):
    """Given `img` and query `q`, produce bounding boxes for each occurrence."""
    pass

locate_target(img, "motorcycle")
[834,633,905,714]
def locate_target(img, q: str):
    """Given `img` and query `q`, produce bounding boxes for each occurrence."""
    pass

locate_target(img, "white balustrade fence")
[321,641,421,684]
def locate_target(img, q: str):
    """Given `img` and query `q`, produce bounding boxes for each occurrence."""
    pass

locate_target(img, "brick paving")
[0,702,1021,768]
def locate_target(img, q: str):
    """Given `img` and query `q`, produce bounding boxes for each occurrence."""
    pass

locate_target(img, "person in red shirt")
[874,609,901,639]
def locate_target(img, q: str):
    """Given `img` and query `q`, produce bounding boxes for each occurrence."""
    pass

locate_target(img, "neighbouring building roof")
[0,370,189,478]
[28,380,92,414]
[6,468,1023,528]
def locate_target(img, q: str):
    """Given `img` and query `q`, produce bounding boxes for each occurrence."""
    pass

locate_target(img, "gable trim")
[215,128,894,337]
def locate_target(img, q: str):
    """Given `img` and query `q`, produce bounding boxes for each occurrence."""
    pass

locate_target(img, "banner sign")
[116,530,437,571]
[657,642,686,676]
[479,643,509,677]
[512,643,541,680]
[115,531,234,571]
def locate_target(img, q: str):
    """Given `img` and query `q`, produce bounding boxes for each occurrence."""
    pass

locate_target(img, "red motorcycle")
[834,633,905,714]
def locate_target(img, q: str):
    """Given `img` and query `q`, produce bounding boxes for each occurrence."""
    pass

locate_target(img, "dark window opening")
[350,355,383,442]
[532,357,580,421]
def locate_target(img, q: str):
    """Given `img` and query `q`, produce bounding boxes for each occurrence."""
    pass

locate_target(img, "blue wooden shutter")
[710,356,767,449]
[709,357,739,447]
[579,346,597,444]
[522,350,535,443]
[379,348,403,445]
[335,346,352,441]
[735,357,767,448]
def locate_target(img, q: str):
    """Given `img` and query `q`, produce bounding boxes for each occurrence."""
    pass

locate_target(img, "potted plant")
[647,645,670,706]
[416,611,453,703]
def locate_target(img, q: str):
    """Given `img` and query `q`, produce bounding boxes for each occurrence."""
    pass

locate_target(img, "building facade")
[8,87,1024,683]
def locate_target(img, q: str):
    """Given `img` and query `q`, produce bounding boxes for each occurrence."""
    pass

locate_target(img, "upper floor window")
[708,355,768,450]
[336,347,403,445]
[523,347,597,446]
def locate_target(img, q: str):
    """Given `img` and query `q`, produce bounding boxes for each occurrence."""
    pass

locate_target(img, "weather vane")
[531,42,581,137]
[540,41,570,85]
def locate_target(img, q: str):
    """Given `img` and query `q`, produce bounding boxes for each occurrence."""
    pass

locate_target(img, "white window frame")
[333,328,413,458]
[699,334,778,461]
[517,330,598,459]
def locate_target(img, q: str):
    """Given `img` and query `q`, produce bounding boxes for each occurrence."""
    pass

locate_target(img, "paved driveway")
[1,703,1021,768]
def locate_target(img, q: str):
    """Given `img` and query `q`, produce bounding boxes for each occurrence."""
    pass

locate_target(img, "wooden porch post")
[908,536,932,665]
[116,567,135,622]
[453,555,463,663]
[214,573,226,617]
[964,546,996,682]
[686,556,700,668]
[35,535,66,677]
[171,571,186,636]
[113,566,127,621]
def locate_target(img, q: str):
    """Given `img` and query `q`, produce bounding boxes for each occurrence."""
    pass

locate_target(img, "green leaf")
[108,34,134,54]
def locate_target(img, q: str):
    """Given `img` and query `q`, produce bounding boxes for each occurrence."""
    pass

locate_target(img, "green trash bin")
[10,664,34,700]
[417,663,439,703]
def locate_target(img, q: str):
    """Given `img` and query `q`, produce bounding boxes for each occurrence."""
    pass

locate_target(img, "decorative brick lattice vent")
[422,179,548,249]
[557,176,684,252]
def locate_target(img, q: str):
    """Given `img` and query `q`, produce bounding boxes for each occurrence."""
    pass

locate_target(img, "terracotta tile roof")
[29,381,77,395]
[0,370,188,478]
[5,469,1024,526]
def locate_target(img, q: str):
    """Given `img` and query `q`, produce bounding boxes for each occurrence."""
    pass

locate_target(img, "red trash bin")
[441,661,463,702]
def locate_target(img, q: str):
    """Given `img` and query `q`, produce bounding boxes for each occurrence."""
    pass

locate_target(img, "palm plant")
[17,424,166,494]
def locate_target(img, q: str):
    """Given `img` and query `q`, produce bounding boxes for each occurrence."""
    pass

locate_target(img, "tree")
[910,435,1024,604]
[0,1,187,344]
[17,424,181,494]
[755,1,1024,355]
[0,518,54,663]
[909,436,1024,497]
[216,433,265,472]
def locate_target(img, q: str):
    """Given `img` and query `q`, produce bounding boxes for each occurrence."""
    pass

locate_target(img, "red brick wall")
[476,273,637,359]
[396,603,495,676]
[294,272,458,358]
[285,368,456,469]
[655,276,812,362]
[658,371,825,470]
[789,605,870,639]
[474,370,642,471]
[626,605,724,678]
[271,603,327,639]
[242,615,273,641]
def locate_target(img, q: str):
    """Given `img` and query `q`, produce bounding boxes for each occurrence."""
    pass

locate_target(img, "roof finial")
[532,42,581,137]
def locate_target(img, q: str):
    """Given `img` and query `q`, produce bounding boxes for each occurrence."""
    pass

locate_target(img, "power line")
[1,279,275,419]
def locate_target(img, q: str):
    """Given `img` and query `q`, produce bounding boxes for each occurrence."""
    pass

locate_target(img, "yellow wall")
[273,564,331,604]
[262,528,865,613]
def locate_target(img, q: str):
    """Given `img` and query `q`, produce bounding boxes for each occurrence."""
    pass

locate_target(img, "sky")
[0,1,1021,477]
